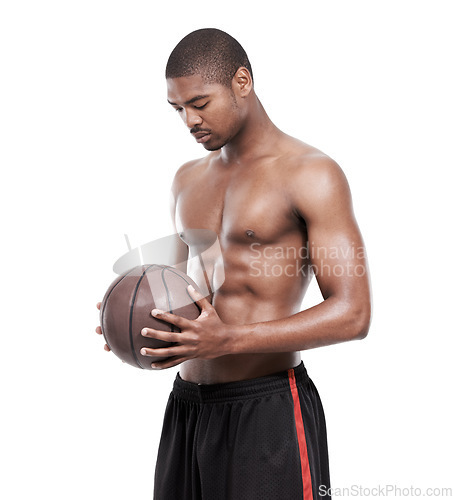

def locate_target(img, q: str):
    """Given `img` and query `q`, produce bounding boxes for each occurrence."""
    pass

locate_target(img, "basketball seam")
[161,267,175,332]
[129,264,157,369]
[101,267,136,352]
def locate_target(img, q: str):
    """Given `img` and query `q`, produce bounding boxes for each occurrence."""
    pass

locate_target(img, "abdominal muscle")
[179,245,312,384]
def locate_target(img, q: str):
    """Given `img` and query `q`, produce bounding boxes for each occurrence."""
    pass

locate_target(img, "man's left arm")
[229,156,372,354]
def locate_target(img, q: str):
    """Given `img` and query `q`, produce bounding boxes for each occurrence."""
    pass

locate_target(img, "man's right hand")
[96,302,111,352]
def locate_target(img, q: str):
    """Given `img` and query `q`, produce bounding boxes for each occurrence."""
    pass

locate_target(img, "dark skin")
[96,68,372,384]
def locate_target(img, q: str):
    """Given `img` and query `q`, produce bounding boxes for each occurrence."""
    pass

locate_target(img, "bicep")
[170,180,189,272]
[294,159,370,302]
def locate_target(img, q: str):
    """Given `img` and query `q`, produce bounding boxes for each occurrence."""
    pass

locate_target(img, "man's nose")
[185,109,202,128]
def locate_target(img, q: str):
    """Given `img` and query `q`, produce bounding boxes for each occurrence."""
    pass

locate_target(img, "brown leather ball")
[99,265,201,369]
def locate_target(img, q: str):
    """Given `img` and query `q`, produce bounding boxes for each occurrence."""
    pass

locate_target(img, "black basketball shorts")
[153,361,331,500]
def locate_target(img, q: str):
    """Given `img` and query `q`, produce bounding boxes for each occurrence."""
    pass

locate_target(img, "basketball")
[99,264,201,369]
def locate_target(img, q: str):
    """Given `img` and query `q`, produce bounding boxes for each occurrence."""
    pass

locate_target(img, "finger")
[96,302,101,310]
[104,344,110,352]
[96,326,102,335]
[141,327,182,343]
[187,285,211,311]
[151,356,190,370]
[140,344,190,358]
[150,309,191,329]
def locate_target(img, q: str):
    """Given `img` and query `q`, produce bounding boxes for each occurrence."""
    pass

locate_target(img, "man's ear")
[232,67,253,97]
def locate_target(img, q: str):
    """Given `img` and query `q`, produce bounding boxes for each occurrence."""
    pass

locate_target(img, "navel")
[245,229,255,238]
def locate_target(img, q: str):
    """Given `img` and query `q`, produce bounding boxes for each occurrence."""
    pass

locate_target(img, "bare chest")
[175,168,301,245]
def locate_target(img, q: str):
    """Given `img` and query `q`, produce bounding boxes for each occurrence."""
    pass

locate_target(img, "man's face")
[167,74,243,151]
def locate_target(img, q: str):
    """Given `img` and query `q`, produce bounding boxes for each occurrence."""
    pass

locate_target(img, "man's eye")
[175,107,183,113]
[194,103,208,110]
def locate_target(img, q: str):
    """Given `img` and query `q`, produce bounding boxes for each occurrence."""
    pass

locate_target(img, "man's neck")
[219,96,282,165]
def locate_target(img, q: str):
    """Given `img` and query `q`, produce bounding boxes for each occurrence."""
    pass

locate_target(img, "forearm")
[228,297,370,355]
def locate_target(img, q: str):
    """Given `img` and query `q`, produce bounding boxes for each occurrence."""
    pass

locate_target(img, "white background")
[1,1,452,498]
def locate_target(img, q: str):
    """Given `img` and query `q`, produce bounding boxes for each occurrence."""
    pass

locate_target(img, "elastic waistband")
[171,361,309,403]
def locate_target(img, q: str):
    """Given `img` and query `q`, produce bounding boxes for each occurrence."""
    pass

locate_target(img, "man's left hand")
[140,285,231,369]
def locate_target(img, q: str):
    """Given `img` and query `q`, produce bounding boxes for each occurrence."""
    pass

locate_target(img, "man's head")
[166,28,253,88]
[166,29,254,151]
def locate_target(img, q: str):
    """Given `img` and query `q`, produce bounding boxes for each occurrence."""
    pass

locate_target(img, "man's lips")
[192,131,212,143]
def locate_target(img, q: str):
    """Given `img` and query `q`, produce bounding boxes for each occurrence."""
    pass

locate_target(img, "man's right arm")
[169,176,189,273]
[95,166,189,351]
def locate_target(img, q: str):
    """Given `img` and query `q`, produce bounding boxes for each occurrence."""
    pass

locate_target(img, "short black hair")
[166,28,253,88]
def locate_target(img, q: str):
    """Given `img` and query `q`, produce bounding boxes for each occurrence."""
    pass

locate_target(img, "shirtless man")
[96,28,371,500]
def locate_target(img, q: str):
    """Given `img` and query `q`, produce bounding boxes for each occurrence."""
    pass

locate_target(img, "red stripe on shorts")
[288,368,313,500]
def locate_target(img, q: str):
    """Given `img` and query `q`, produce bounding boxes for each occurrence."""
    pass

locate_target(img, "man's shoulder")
[278,136,352,219]
[171,155,212,193]
[175,156,206,176]
[279,135,345,184]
